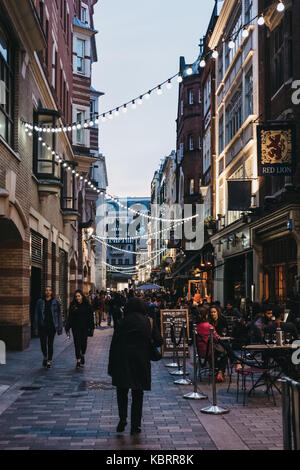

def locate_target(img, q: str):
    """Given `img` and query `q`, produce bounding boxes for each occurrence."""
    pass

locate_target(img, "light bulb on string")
[166,80,172,90]
[89,120,94,126]
[242,27,249,38]
[101,115,106,122]
[277,1,285,12]
[84,122,89,128]
[67,126,72,132]
[186,67,193,75]
[122,105,127,113]
[145,91,151,99]
[138,96,143,105]
[77,123,82,129]
[177,75,183,83]
[212,50,218,59]
[95,118,99,125]
[200,59,206,68]
[257,15,265,25]
[157,86,163,95]
[132,100,136,109]
[108,112,113,120]
[114,108,120,117]
[228,38,235,49]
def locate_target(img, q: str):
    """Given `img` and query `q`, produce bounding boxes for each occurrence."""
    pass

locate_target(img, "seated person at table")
[223,301,242,319]
[208,305,228,336]
[231,317,250,350]
[249,304,273,343]
[264,306,299,341]
[196,307,240,383]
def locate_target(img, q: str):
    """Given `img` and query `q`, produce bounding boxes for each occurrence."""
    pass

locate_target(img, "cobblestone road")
[0,324,283,450]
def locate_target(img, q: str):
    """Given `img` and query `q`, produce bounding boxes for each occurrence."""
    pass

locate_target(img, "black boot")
[116,420,127,432]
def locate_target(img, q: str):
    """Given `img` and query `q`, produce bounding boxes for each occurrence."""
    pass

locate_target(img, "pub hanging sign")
[257,124,296,176]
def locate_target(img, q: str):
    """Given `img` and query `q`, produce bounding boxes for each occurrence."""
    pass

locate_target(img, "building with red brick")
[0,0,106,350]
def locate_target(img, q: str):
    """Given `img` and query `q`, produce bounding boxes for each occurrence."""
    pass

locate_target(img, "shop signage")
[227,180,251,211]
[257,124,296,176]
[160,309,190,357]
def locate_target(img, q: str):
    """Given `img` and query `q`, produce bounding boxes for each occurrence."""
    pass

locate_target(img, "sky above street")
[92,0,216,197]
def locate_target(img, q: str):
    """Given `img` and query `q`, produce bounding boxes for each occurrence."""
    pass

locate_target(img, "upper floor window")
[81,4,89,25]
[189,135,194,151]
[270,22,286,95]
[0,27,14,146]
[244,0,253,25]
[225,92,242,145]
[245,68,253,117]
[77,39,85,74]
[203,77,211,115]
[188,90,194,105]
[225,13,242,71]
[198,89,201,103]
[90,99,96,121]
[180,99,184,115]
[33,110,59,179]
[219,115,224,154]
[76,110,84,143]
[61,164,77,211]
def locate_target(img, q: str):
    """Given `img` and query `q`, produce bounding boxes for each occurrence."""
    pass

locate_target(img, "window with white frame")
[77,38,85,74]
[225,91,242,145]
[189,135,194,151]
[188,90,194,105]
[227,165,244,224]
[245,68,253,117]
[76,111,84,143]
[81,3,89,25]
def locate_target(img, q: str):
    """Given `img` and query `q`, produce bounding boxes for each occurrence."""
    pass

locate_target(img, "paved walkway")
[0,325,283,450]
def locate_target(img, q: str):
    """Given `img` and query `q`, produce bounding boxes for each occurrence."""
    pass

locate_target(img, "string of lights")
[23,72,180,132]
[95,219,183,241]
[93,236,164,255]
[23,130,198,224]
[23,2,286,133]
[198,1,286,69]
[103,249,166,271]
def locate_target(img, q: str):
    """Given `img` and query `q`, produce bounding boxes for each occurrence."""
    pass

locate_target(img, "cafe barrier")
[281,377,300,450]
[174,325,192,385]
[201,328,229,415]
[184,325,208,400]
[169,323,185,376]
[165,322,178,368]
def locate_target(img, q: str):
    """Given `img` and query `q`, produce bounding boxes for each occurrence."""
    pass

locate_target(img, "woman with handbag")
[108,297,162,435]
[65,290,94,370]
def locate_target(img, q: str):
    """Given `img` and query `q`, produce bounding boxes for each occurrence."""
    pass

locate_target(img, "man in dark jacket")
[34,287,63,368]
[108,297,153,435]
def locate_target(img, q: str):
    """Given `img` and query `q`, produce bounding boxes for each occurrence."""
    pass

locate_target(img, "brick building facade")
[0,0,106,350]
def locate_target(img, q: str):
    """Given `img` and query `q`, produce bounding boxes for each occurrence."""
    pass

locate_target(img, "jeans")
[117,388,144,427]
[39,326,56,360]
[72,328,88,360]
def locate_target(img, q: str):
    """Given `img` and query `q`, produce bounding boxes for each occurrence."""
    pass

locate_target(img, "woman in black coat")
[108,297,152,435]
[65,290,94,369]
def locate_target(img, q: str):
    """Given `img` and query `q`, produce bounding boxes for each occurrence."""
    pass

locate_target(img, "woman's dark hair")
[197,307,209,323]
[71,289,90,306]
[208,305,221,322]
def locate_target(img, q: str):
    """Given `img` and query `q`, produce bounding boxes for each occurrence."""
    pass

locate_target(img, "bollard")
[174,325,192,385]
[169,324,184,376]
[280,379,292,450]
[184,325,207,399]
[201,327,229,415]
[165,322,179,368]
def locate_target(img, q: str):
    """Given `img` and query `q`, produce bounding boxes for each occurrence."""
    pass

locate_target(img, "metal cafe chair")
[196,335,212,383]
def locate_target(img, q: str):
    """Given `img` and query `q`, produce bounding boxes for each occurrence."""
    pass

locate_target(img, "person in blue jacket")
[34,286,63,369]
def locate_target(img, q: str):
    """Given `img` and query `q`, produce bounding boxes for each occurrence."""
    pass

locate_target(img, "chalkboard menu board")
[160,309,190,357]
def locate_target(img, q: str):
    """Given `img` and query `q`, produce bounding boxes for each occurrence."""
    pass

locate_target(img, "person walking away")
[93,292,101,327]
[105,293,112,327]
[108,298,153,435]
[65,290,94,369]
[34,287,63,369]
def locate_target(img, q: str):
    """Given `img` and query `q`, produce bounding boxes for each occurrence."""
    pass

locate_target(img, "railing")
[281,377,300,450]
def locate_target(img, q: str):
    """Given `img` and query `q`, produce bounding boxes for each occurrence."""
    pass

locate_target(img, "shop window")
[0,26,14,147]
[33,110,59,179]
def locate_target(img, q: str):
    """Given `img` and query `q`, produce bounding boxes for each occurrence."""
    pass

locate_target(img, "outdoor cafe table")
[241,344,299,396]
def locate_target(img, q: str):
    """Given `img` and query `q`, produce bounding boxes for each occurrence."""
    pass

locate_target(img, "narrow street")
[0,324,282,451]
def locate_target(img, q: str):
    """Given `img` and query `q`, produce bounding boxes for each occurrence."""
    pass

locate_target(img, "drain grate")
[20,386,41,391]
[78,380,114,391]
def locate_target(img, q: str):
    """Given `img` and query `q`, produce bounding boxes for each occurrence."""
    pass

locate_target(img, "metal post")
[201,327,229,415]
[169,323,184,376]
[184,325,207,399]
[280,379,292,450]
[174,325,192,385]
[165,322,178,368]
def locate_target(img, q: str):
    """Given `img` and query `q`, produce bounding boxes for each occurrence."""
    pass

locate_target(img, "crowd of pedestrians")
[33,286,300,433]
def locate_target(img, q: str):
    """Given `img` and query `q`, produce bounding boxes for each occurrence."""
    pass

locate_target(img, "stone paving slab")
[0,323,283,450]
